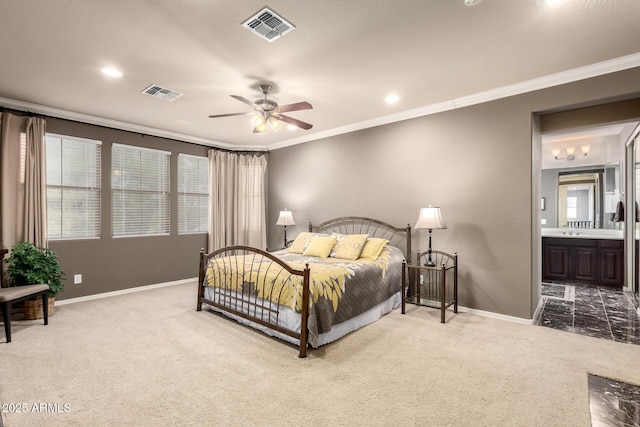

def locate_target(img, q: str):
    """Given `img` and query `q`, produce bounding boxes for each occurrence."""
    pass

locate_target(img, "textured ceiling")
[1,0,639,150]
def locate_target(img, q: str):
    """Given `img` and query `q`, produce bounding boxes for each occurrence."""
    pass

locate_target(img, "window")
[178,154,208,234]
[112,144,170,237]
[46,134,102,240]
[567,196,578,219]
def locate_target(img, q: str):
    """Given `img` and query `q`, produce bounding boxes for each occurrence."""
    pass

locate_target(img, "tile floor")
[537,283,640,344]
[589,374,640,427]
[536,283,640,426]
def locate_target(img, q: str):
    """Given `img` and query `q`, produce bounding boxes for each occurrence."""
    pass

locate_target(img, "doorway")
[537,98,640,340]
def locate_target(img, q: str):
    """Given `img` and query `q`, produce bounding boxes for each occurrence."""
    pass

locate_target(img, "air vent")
[242,7,295,42]
[141,85,183,101]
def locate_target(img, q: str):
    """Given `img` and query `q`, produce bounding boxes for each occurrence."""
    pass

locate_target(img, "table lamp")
[276,209,295,249]
[415,206,447,266]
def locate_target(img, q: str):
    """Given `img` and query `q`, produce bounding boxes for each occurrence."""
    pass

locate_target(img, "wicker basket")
[23,296,55,320]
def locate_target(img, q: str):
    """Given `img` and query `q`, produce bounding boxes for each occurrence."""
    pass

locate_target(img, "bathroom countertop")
[541,228,623,240]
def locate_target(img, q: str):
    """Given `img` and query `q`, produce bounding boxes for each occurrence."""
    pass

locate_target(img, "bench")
[0,284,49,343]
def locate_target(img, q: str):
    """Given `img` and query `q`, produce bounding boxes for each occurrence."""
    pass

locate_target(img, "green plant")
[3,241,65,297]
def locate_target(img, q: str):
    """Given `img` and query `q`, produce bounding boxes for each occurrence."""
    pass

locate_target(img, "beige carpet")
[1,281,638,427]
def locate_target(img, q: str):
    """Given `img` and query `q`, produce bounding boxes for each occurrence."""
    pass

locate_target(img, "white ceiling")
[1,0,640,150]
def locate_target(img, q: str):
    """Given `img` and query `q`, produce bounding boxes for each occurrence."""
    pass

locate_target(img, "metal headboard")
[309,216,412,263]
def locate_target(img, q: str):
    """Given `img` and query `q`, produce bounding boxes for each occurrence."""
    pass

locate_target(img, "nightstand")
[402,250,458,323]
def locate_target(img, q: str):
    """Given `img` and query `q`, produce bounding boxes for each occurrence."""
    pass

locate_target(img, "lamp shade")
[276,209,295,226]
[415,206,446,230]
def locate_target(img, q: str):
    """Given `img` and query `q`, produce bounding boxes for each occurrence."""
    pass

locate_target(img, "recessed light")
[100,67,123,78]
[385,94,399,104]
[464,0,484,6]
[537,0,560,7]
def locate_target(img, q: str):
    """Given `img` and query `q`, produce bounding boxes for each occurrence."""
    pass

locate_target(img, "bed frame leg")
[298,265,311,358]
[197,248,205,311]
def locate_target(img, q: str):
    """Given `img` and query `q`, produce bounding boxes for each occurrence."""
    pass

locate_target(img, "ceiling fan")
[208,84,313,133]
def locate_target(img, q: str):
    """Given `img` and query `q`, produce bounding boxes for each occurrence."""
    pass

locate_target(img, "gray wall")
[45,118,208,300]
[267,67,640,320]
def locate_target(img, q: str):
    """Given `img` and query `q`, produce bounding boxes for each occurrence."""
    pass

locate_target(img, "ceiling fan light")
[256,121,268,133]
[269,116,282,131]
[253,114,266,128]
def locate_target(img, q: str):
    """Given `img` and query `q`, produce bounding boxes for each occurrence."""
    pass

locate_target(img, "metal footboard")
[197,246,311,358]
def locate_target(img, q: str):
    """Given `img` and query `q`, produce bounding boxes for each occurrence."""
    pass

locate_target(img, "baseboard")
[55,278,197,306]
[56,279,536,325]
[457,305,534,325]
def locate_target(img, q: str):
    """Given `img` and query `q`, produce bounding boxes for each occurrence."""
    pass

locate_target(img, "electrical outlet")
[73,274,82,285]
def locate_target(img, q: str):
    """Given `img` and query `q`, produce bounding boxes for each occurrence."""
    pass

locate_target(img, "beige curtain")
[208,150,267,250]
[0,112,48,251]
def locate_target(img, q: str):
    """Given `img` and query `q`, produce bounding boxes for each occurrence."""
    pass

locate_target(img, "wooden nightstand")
[402,250,458,323]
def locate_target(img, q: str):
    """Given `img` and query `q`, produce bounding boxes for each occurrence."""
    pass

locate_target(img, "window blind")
[178,154,209,234]
[46,134,102,240]
[112,144,170,237]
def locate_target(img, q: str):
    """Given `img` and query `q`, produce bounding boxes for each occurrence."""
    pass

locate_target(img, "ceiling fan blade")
[208,112,252,118]
[230,95,257,109]
[277,101,313,113]
[277,114,313,130]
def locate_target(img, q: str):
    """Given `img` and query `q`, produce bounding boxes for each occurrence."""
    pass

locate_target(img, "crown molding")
[273,52,640,150]
[0,96,247,150]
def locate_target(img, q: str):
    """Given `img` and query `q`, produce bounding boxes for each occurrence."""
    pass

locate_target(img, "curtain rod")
[209,147,269,155]
[0,106,47,120]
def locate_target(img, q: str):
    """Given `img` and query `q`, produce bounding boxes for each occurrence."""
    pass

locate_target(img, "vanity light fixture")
[553,145,590,161]
[415,206,447,267]
[276,209,296,249]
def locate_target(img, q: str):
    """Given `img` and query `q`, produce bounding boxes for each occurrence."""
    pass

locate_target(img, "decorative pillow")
[329,233,369,260]
[359,238,389,260]
[287,232,316,254]
[303,235,338,258]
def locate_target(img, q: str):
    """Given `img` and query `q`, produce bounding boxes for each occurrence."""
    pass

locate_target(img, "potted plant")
[3,241,65,319]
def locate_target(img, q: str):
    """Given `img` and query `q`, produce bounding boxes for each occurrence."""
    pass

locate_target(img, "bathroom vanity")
[542,229,624,288]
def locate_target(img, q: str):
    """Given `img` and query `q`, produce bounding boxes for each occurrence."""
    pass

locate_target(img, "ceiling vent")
[242,7,295,42]
[141,84,183,101]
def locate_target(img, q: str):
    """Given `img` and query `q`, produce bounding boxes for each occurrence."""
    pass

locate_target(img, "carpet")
[1,281,639,426]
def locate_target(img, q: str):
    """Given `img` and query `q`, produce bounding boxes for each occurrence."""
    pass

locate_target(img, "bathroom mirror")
[541,167,621,230]
[557,172,602,229]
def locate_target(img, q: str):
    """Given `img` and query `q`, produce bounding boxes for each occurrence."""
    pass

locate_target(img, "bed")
[197,216,412,358]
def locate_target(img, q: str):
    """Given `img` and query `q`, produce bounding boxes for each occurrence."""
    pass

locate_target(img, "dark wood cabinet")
[599,240,624,286]
[542,237,623,288]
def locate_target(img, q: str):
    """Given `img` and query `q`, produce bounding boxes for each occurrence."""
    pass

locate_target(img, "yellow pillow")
[359,238,389,260]
[330,233,369,260]
[287,232,315,254]
[303,235,338,258]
